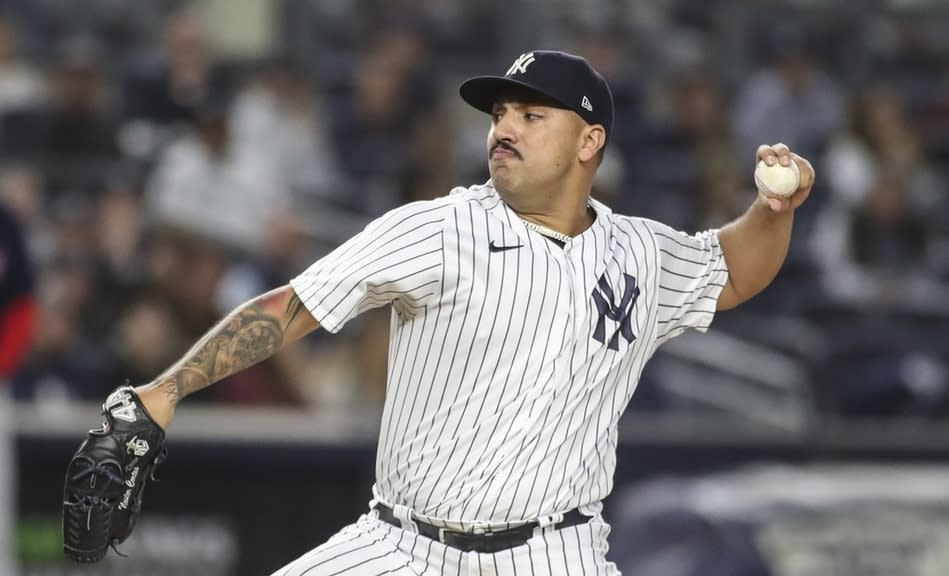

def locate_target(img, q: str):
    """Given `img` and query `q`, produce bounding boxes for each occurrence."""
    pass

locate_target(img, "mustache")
[490,141,522,159]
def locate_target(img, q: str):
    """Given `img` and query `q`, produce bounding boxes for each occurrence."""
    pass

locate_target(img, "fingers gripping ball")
[62,385,168,562]
[754,159,800,199]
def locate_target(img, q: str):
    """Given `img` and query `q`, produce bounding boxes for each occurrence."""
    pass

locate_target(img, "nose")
[490,112,518,148]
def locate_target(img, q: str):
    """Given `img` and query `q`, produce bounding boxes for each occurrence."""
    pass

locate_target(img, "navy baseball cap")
[460,50,614,140]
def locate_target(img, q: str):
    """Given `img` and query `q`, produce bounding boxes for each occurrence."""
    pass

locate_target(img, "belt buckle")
[438,527,476,541]
[437,527,483,545]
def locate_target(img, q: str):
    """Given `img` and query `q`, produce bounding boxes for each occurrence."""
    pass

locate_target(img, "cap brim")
[459,76,572,115]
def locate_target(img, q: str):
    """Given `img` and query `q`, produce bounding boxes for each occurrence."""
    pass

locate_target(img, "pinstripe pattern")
[271,513,618,575]
[287,181,728,574]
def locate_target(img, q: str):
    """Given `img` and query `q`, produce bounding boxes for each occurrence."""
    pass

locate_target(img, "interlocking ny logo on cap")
[506,52,536,76]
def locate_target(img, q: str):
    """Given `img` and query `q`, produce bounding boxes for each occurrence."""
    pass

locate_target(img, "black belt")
[372,503,590,553]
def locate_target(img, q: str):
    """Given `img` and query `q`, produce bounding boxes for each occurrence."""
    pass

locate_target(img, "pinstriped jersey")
[290,181,728,530]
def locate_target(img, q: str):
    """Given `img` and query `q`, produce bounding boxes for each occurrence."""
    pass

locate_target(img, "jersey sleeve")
[647,220,729,345]
[290,201,447,333]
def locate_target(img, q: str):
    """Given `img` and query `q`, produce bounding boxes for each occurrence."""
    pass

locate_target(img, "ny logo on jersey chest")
[592,273,640,350]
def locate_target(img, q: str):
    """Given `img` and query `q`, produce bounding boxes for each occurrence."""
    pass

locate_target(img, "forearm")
[717,200,794,309]
[135,284,317,428]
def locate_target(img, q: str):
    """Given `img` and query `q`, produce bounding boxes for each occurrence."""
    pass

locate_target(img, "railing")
[15,400,949,454]
[13,399,949,575]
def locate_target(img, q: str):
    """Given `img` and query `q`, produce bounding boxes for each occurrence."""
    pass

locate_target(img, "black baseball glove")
[62,385,168,562]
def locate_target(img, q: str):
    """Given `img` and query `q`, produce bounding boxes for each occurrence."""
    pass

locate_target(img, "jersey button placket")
[549,247,575,350]
[564,249,590,344]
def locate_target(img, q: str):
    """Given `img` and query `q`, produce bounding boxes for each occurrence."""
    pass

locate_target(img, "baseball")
[754,159,800,199]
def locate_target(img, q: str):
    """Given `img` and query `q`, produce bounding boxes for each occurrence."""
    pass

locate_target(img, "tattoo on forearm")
[156,302,284,405]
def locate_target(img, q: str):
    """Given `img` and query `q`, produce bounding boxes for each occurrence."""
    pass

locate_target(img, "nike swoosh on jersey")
[489,241,523,252]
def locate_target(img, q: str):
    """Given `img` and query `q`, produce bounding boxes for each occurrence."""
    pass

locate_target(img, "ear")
[578,125,607,163]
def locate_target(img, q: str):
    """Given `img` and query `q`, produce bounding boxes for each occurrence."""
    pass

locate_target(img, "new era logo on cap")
[459,50,614,142]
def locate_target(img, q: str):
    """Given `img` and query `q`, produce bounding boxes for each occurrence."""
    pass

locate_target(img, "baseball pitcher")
[63,50,814,575]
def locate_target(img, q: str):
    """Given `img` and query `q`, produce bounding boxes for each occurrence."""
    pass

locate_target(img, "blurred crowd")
[1,0,948,420]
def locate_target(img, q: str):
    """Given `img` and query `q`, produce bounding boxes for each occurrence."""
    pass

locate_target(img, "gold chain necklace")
[518,204,595,244]
[520,219,572,243]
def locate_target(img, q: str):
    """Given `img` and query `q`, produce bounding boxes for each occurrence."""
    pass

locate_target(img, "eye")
[491,111,503,123]
[524,112,542,121]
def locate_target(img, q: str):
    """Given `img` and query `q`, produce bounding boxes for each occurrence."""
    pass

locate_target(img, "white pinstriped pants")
[271,511,620,576]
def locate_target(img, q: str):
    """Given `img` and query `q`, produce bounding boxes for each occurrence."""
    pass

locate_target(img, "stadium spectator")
[812,168,946,310]
[145,90,289,256]
[121,6,213,128]
[823,85,943,224]
[231,58,341,207]
[733,25,843,170]
[0,15,46,159]
[39,35,119,194]
[327,23,441,214]
[622,69,732,230]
